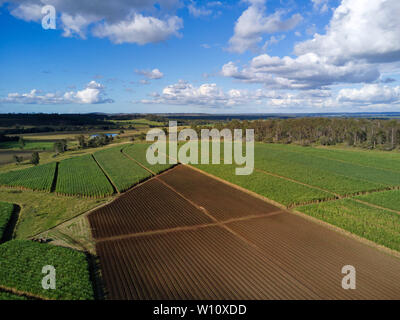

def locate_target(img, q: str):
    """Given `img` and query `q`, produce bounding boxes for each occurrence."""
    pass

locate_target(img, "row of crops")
[0,240,94,300]
[0,144,165,197]
[254,144,400,195]
[0,162,56,192]
[193,163,333,207]
[56,155,114,197]
[297,198,400,252]
[123,143,174,174]
[93,146,151,193]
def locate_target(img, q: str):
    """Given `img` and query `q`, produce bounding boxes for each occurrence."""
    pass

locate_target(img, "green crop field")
[0,240,93,300]
[123,143,174,174]
[253,144,400,195]
[94,146,151,192]
[0,290,27,300]
[0,141,54,151]
[0,162,56,191]
[194,163,333,207]
[56,155,113,197]
[277,144,400,173]
[297,199,400,251]
[355,190,400,212]
[0,202,13,240]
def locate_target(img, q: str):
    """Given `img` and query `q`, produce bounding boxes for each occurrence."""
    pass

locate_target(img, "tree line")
[191,118,400,151]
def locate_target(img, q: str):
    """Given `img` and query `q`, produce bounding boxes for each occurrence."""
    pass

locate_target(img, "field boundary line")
[30,196,115,239]
[254,166,400,209]
[91,154,119,194]
[290,186,400,211]
[156,167,322,298]
[120,147,156,175]
[187,164,400,260]
[187,164,288,210]
[351,198,400,216]
[49,162,59,193]
[94,210,284,243]
[274,145,400,175]
[290,208,400,260]
[255,167,339,198]
[0,285,47,300]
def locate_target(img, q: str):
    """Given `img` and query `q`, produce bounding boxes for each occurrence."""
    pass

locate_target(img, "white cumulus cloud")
[228,0,302,53]
[139,80,277,108]
[338,84,400,104]
[222,0,400,90]
[5,0,182,44]
[93,14,182,45]
[1,81,113,104]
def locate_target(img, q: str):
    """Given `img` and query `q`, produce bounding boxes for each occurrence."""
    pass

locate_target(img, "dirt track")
[89,165,400,300]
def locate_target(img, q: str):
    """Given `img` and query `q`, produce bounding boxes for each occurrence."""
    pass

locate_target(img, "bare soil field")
[90,165,400,300]
[96,226,317,300]
[227,214,400,299]
[158,165,279,221]
[88,178,213,239]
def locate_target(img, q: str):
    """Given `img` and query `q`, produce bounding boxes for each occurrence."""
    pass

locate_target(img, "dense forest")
[192,118,400,151]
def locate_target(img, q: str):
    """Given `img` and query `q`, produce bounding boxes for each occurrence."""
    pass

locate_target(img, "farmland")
[123,143,174,174]
[296,199,400,251]
[355,190,400,212]
[0,139,400,300]
[91,165,400,300]
[0,240,94,300]
[0,162,56,191]
[89,178,212,239]
[93,146,151,192]
[56,155,113,197]
[0,140,54,151]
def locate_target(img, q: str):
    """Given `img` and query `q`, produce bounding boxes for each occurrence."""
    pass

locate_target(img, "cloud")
[262,34,286,51]
[295,0,400,64]
[222,0,400,90]
[135,68,164,79]
[221,54,379,90]
[93,14,182,45]
[139,80,276,107]
[188,2,212,17]
[311,0,330,13]
[228,0,302,53]
[5,0,182,44]
[1,81,113,104]
[10,3,42,21]
[338,84,400,104]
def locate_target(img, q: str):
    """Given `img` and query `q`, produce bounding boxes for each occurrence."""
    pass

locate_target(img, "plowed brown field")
[88,178,213,239]
[96,226,318,300]
[89,165,400,300]
[158,165,279,221]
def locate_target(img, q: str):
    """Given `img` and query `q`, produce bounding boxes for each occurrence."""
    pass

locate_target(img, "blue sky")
[0,0,399,114]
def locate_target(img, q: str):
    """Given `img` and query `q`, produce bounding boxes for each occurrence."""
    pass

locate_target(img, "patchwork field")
[94,146,151,192]
[89,178,213,239]
[123,143,173,174]
[56,155,114,197]
[89,165,400,300]
[1,142,400,300]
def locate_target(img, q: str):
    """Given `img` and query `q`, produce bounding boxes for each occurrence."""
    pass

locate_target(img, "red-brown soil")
[89,165,400,300]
